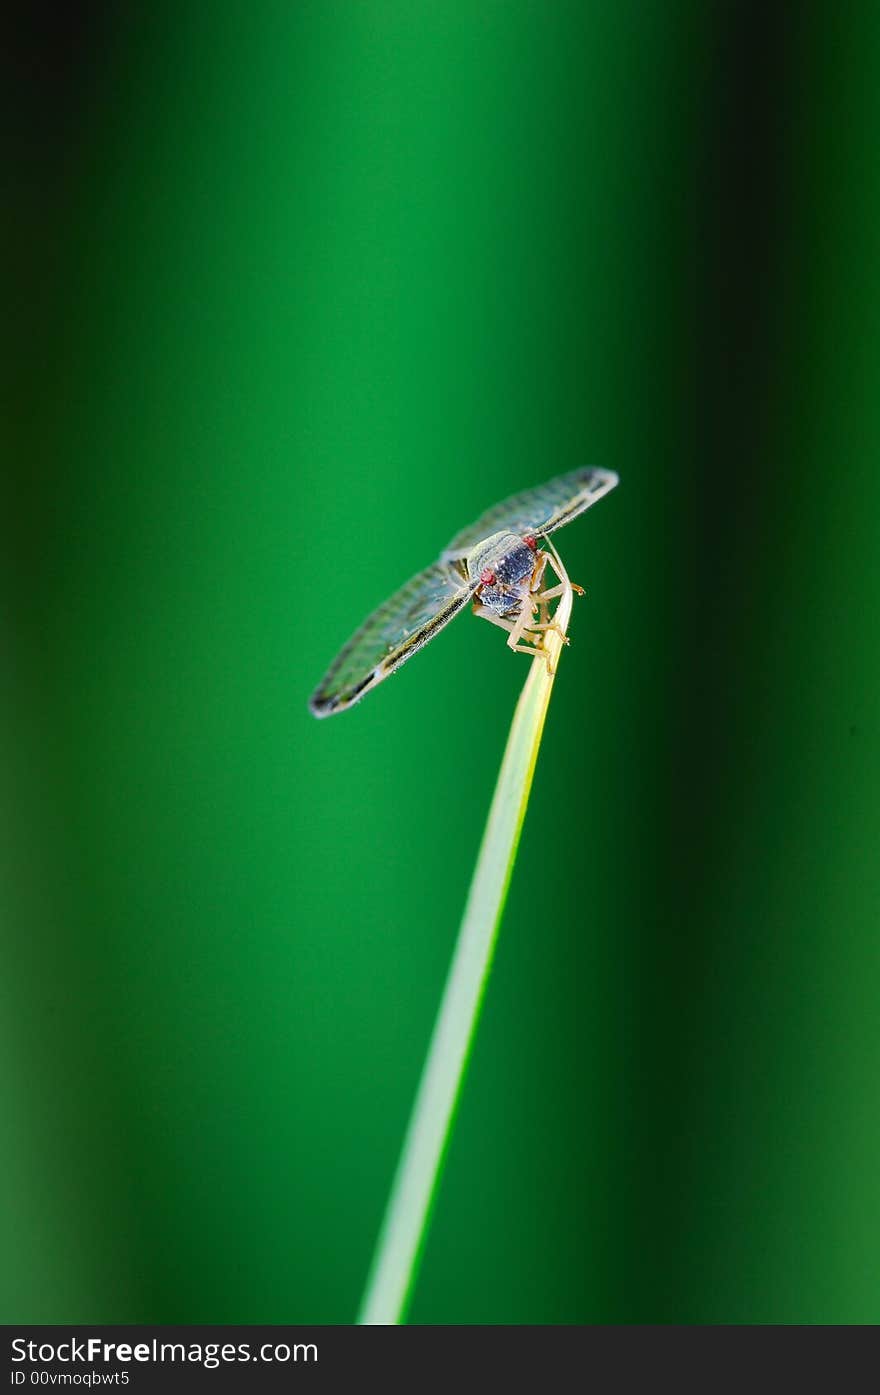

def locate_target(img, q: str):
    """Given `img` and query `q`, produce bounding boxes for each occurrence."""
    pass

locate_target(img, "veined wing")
[441,466,618,561]
[309,562,477,717]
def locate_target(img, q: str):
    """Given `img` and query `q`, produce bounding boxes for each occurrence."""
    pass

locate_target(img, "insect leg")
[533,580,585,604]
[508,595,550,653]
[471,601,529,639]
[533,582,565,602]
[535,548,585,599]
[532,561,584,626]
[528,619,571,645]
[471,601,546,656]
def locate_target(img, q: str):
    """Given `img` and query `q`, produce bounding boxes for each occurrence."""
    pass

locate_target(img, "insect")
[309,466,619,717]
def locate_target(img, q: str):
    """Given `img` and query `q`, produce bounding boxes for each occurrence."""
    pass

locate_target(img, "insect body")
[467,531,538,610]
[309,466,618,717]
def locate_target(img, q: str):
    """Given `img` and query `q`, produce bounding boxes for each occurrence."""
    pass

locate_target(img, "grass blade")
[358,546,574,1324]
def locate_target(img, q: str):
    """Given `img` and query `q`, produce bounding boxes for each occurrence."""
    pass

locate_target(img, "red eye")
[480,567,496,585]
[523,534,537,551]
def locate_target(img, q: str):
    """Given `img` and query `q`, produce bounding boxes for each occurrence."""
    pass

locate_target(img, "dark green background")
[4,3,879,1322]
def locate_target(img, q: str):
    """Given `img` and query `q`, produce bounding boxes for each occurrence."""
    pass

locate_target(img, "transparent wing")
[309,562,477,717]
[441,466,618,560]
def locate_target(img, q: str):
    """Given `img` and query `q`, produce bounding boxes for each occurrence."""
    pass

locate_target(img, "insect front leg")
[471,599,546,658]
[531,557,585,626]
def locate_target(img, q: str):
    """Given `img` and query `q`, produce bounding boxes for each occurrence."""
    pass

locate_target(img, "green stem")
[358,550,573,1324]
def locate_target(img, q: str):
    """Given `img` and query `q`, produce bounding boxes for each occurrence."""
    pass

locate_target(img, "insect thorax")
[466,531,538,616]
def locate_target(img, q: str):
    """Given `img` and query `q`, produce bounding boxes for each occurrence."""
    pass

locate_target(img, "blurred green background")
[4,2,879,1323]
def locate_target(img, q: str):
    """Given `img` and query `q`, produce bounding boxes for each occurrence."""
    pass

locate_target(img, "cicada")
[309,466,618,717]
